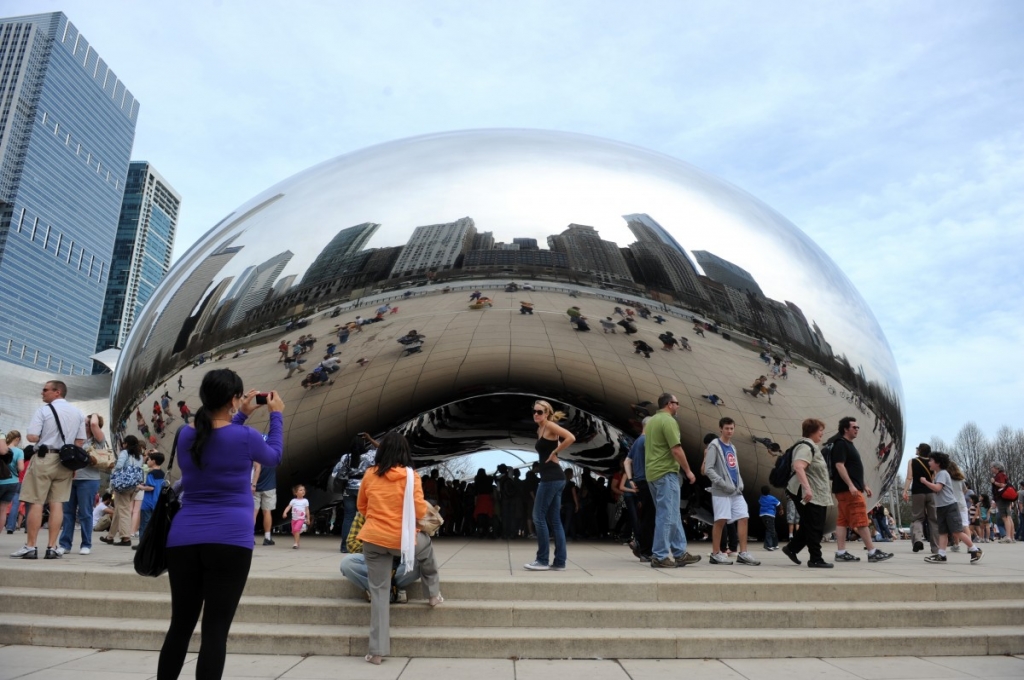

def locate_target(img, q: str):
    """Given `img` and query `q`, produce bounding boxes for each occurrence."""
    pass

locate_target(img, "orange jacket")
[357,465,428,549]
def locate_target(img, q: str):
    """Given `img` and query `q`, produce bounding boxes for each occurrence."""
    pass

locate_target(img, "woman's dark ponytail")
[190,406,213,468]
[190,368,244,469]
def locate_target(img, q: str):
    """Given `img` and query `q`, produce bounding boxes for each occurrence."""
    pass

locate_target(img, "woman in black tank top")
[525,400,575,572]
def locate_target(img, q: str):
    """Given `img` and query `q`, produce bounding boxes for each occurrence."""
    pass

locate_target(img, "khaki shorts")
[835,490,870,529]
[19,453,73,505]
[254,489,277,511]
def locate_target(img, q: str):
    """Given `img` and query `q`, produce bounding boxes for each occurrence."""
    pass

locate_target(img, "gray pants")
[911,492,939,554]
[363,533,440,656]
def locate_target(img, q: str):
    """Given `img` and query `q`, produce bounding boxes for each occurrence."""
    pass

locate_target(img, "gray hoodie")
[704,438,743,497]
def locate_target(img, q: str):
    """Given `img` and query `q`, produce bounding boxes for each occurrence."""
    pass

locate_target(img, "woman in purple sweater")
[158,369,285,680]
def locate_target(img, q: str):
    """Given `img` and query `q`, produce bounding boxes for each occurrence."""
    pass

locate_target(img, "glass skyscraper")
[0,12,138,374]
[96,161,180,355]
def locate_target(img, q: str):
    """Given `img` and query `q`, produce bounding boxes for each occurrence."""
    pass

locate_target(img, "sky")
[8,1,1022,466]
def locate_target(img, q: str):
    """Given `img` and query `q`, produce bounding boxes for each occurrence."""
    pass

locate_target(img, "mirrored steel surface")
[111,129,904,510]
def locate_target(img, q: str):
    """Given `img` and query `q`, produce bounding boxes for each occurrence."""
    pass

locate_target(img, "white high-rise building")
[389,217,476,278]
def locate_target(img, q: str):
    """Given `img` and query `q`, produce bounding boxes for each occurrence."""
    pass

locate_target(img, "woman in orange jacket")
[357,433,442,665]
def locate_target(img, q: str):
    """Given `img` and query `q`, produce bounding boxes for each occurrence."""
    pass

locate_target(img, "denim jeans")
[339,493,358,551]
[649,473,687,560]
[339,552,421,591]
[533,478,566,567]
[139,507,153,540]
[59,479,100,550]
[761,515,778,548]
[4,483,21,532]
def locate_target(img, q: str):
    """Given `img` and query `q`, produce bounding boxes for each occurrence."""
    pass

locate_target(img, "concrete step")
[0,613,1020,659]
[3,566,1023,603]
[2,587,1022,630]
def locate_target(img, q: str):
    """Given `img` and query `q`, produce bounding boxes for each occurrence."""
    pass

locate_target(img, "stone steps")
[2,587,1022,630]
[0,614,1019,659]
[2,565,1023,659]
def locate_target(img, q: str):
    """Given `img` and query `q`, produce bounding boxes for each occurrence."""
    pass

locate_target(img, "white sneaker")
[79,547,91,555]
[524,561,550,571]
[54,546,66,556]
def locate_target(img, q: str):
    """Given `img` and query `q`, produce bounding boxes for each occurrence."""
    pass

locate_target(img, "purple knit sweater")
[167,411,284,550]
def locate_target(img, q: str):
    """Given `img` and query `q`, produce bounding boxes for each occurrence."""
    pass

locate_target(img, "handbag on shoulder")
[134,427,183,577]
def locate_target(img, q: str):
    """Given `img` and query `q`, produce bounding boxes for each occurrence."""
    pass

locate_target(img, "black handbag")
[48,404,91,471]
[134,427,183,577]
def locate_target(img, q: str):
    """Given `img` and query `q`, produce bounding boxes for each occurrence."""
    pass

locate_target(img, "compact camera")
[255,393,269,405]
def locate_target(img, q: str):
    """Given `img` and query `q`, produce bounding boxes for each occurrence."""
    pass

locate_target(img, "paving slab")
[514,659,631,680]
[397,658,515,680]
[619,659,748,678]
[920,655,1024,677]
[722,658,864,680]
[819,656,975,679]
[278,654,409,680]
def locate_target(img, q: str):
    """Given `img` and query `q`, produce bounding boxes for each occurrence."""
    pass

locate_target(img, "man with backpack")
[830,417,893,563]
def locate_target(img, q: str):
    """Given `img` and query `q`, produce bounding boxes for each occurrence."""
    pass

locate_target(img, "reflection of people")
[782,418,833,568]
[632,340,653,358]
[567,307,590,331]
[990,461,1016,542]
[157,370,284,679]
[742,376,766,398]
[519,301,534,315]
[525,401,575,571]
[358,433,442,665]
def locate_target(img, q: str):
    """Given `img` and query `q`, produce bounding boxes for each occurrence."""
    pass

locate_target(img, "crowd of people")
[5,366,1024,676]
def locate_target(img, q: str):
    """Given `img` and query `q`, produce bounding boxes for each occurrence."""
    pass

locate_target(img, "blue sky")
[10,1,1022,463]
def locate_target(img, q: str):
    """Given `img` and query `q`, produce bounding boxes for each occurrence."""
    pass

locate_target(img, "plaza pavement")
[1,646,1023,680]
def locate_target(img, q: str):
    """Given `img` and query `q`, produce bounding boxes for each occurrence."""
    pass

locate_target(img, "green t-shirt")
[644,411,681,483]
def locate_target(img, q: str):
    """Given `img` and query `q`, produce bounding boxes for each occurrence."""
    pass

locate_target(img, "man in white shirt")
[11,381,85,560]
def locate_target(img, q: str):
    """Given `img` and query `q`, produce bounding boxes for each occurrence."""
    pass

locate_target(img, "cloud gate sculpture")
[111,130,904,515]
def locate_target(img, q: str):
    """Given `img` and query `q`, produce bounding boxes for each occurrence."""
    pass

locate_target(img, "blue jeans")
[339,493,358,552]
[339,553,421,591]
[139,507,153,539]
[532,479,566,567]
[59,479,100,550]
[649,473,687,560]
[4,483,21,532]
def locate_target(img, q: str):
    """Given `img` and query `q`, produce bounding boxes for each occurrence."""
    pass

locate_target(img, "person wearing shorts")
[703,417,759,566]
[12,381,86,560]
[920,452,982,564]
[829,417,893,564]
[252,461,277,546]
[785,498,799,539]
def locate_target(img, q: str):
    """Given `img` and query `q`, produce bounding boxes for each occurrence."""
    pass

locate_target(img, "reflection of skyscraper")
[0,12,138,374]
[692,250,764,297]
[389,217,476,278]
[472,231,495,250]
[547,224,633,283]
[272,275,296,297]
[97,162,180,354]
[513,238,538,250]
[222,250,293,328]
[624,214,706,307]
[135,236,243,368]
[301,222,379,286]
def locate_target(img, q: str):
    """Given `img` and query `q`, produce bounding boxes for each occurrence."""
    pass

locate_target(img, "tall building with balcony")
[0,12,138,374]
[389,217,476,278]
[96,162,179,355]
[547,224,633,283]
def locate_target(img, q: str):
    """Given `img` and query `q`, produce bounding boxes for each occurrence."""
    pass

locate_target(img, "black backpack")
[820,435,842,480]
[768,443,800,489]
[0,451,13,480]
[330,455,350,494]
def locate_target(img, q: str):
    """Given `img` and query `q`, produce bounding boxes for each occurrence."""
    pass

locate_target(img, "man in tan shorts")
[11,381,85,560]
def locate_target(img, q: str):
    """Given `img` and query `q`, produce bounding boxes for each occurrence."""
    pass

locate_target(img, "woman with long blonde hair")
[524,400,575,571]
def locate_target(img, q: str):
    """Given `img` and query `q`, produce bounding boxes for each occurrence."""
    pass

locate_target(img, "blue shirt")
[721,441,740,486]
[627,434,646,482]
[759,494,781,517]
[0,446,23,485]
[142,469,165,512]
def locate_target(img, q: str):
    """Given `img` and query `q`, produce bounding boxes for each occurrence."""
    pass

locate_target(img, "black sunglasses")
[533,409,546,415]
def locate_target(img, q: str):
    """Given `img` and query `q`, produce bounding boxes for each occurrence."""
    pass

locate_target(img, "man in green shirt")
[644,393,700,568]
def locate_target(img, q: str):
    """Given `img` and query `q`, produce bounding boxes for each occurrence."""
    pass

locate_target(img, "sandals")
[364,654,382,665]
[429,594,444,608]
